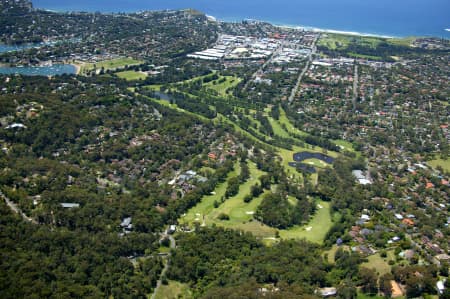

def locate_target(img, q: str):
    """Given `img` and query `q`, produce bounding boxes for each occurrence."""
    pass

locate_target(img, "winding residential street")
[1,190,38,224]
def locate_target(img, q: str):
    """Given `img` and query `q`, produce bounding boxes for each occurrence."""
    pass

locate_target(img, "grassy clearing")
[116,70,147,81]
[78,57,143,73]
[427,158,450,172]
[361,250,395,276]
[204,76,242,97]
[154,280,192,299]
[279,200,332,244]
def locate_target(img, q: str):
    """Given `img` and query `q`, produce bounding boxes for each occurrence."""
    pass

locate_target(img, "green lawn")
[154,280,192,299]
[79,57,143,74]
[361,250,395,276]
[204,76,242,97]
[427,158,450,172]
[116,70,147,81]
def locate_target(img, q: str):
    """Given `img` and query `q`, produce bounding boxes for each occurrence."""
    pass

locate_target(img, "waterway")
[0,64,77,76]
[0,41,57,54]
[152,91,172,102]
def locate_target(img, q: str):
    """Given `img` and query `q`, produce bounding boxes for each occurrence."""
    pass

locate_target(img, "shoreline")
[72,63,81,75]
[216,16,401,39]
[276,24,397,39]
[33,5,450,39]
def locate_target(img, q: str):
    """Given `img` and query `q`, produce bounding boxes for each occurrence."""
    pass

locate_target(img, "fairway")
[302,158,330,168]
[333,139,355,152]
[181,162,240,225]
[278,107,309,137]
[279,200,333,243]
[181,161,266,228]
[204,75,242,97]
[268,116,291,139]
[116,70,147,81]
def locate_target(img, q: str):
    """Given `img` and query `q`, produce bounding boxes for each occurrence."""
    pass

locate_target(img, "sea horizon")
[32,0,450,39]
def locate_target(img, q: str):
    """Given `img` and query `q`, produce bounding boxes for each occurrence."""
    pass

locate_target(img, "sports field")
[116,70,147,81]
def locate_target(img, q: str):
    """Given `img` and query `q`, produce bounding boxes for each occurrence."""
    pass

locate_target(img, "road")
[1,190,38,224]
[243,41,285,91]
[352,64,359,110]
[151,232,176,299]
[288,35,319,104]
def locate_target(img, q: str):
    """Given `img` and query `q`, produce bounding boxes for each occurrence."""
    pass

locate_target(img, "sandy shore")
[275,23,396,39]
[72,63,81,75]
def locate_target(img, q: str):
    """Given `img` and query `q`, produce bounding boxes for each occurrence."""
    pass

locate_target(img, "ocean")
[33,0,449,38]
